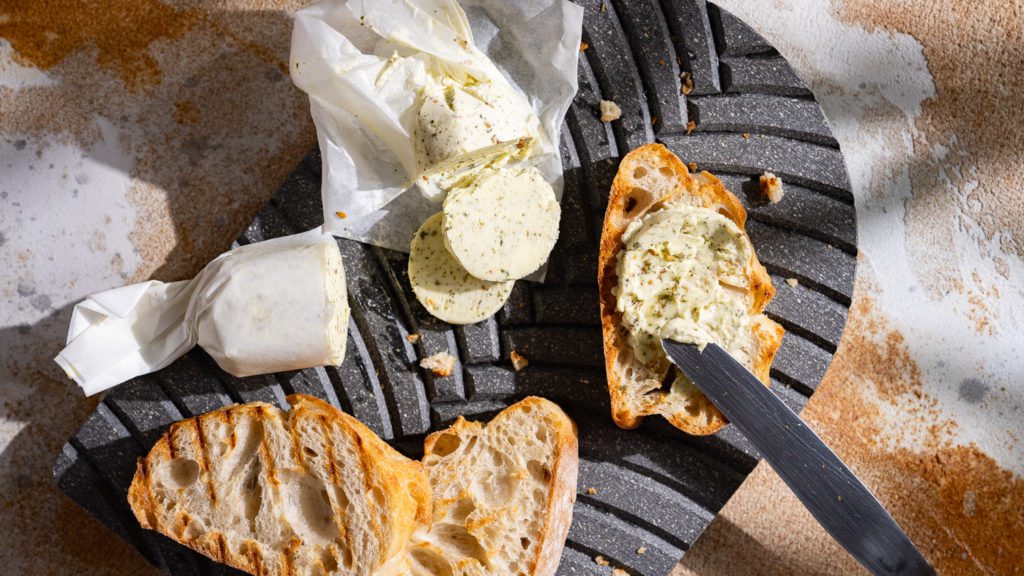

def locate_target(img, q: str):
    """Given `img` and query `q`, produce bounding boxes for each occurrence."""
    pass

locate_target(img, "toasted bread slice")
[128,395,431,576]
[406,397,579,576]
[598,144,784,435]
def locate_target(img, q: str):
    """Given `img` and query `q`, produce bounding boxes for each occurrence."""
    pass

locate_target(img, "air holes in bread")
[410,546,455,576]
[633,166,648,179]
[527,460,551,484]
[167,458,200,488]
[434,523,490,566]
[431,432,462,457]
[473,454,517,507]
[624,186,651,217]
[449,498,476,523]
[321,548,339,573]
[659,165,675,177]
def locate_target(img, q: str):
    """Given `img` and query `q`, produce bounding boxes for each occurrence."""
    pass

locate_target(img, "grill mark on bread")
[316,415,340,485]
[193,417,218,505]
[166,426,178,459]
[315,412,356,561]
[283,536,301,576]
[255,406,279,486]
[216,532,228,563]
[245,541,263,576]
[223,408,237,450]
[348,423,384,545]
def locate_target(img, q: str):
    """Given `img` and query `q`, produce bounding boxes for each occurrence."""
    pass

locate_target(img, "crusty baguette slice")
[128,395,431,576]
[597,143,784,435]
[406,397,579,576]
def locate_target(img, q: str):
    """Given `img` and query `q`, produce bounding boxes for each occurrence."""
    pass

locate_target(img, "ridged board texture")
[55,3,856,575]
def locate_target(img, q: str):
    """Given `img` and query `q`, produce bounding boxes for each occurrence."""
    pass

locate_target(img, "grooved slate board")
[54,3,856,575]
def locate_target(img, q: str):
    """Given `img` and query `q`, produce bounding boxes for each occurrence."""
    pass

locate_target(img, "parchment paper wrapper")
[290,0,583,252]
[55,229,349,396]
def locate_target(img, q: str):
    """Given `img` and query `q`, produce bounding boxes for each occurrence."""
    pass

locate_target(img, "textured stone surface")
[720,56,812,97]
[688,93,837,146]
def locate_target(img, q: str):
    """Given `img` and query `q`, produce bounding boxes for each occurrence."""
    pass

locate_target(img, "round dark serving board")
[54,2,856,575]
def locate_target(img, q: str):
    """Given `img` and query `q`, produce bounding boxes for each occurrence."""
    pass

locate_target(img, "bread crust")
[597,143,785,435]
[128,395,431,576]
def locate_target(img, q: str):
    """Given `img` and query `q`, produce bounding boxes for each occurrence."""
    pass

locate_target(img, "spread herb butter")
[614,204,753,368]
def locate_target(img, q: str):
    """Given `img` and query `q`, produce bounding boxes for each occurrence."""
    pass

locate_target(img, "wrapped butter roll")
[55,229,350,396]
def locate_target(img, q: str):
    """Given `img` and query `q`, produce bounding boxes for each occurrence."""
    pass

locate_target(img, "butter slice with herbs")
[614,204,753,368]
[416,77,535,167]
[409,213,514,325]
[442,166,560,282]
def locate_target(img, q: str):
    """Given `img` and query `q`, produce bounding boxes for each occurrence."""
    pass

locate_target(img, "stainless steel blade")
[663,339,934,576]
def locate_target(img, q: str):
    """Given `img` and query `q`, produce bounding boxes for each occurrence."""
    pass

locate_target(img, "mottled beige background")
[0,0,1020,575]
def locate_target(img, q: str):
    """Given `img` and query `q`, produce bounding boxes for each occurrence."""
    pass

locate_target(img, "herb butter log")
[55,229,350,396]
[409,213,514,324]
[598,144,784,435]
[443,166,561,281]
[128,395,431,576]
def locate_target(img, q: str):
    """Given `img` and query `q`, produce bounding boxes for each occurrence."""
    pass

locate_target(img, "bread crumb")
[612,568,630,576]
[406,333,421,344]
[335,211,347,219]
[636,546,647,555]
[580,40,589,52]
[651,116,658,126]
[420,351,455,377]
[599,2,606,12]
[742,133,750,139]
[510,350,529,372]
[786,278,799,288]
[586,487,597,495]
[687,162,698,172]
[686,120,696,134]
[594,555,610,567]
[680,71,693,95]
[760,171,784,203]
[600,100,621,122]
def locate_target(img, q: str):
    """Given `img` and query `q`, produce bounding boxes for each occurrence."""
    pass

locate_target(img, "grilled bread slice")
[406,397,579,576]
[128,395,431,576]
[598,143,784,435]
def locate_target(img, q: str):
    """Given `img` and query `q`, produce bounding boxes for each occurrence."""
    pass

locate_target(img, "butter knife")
[662,339,934,576]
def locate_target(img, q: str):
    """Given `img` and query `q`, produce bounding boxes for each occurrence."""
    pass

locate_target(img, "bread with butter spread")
[597,143,784,435]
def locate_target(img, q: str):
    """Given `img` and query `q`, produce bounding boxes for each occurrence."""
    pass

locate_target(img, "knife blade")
[662,339,934,576]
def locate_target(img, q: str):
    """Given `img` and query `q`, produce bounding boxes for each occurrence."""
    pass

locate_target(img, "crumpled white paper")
[290,0,583,252]
[55,229,349,396]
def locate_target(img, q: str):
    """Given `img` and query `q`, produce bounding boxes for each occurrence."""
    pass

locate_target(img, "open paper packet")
[290,0,583,251]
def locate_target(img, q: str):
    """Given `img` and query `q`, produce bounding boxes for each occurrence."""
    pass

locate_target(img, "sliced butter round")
[409,213,514,325]
[442,167,561,281]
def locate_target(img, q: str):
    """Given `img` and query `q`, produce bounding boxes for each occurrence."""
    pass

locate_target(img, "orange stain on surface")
[0,0,198,90]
